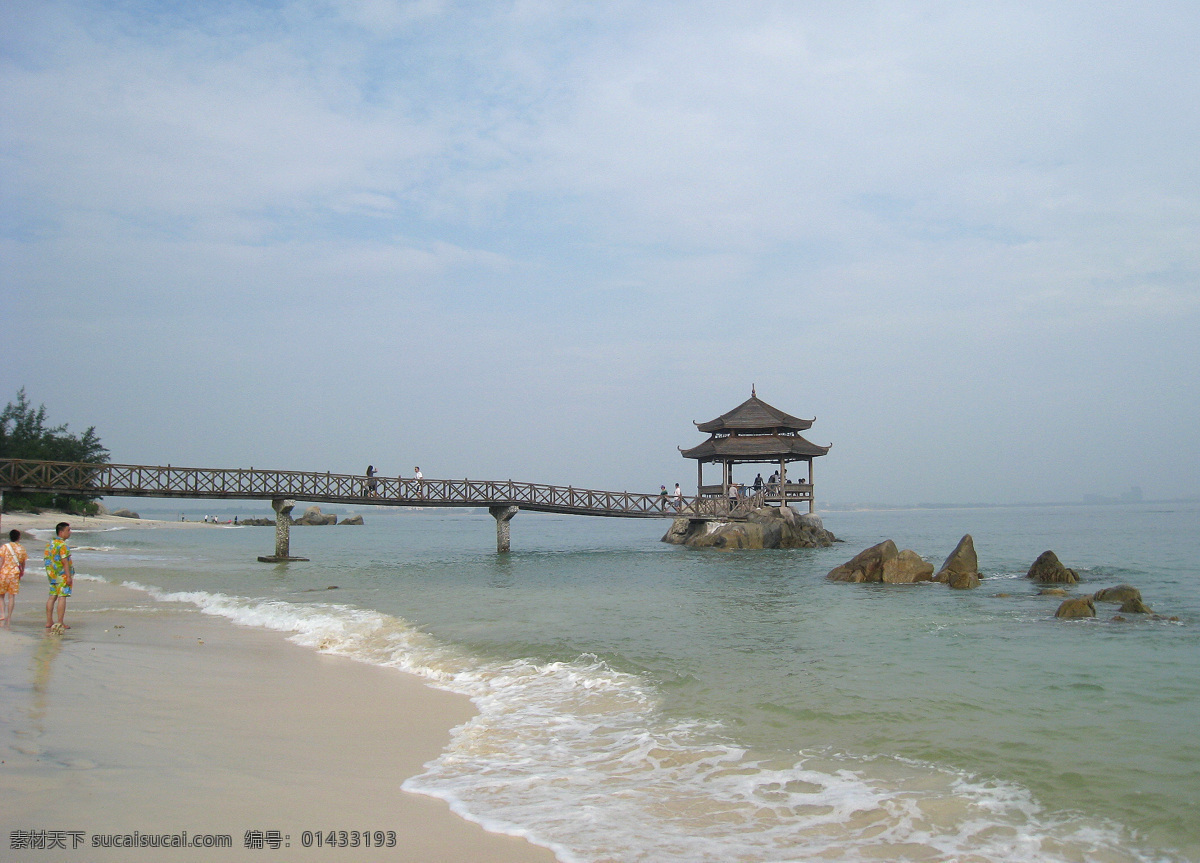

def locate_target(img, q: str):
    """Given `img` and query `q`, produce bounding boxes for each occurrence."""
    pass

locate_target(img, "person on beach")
[44,522,74,630]
[0,529,28,625]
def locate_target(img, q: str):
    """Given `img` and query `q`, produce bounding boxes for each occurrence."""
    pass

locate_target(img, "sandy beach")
[0,513,557,863]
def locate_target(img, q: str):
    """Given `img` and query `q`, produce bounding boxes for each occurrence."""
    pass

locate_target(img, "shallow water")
[61,502,1200,862]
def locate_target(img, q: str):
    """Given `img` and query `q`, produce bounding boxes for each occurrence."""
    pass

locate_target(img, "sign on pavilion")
[680,387,830,513]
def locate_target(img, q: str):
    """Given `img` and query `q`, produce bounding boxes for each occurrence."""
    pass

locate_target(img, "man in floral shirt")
[44,521,74,630]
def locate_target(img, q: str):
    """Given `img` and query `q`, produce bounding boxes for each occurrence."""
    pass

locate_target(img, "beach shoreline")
[0,519,558,863]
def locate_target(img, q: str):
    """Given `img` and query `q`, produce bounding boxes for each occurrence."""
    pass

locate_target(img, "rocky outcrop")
[296,506,337,526]
[827,540,897,582]
[1092,585,1155,615]
[1054,597,1096,619]
[1093,584,1142,604]
[826,540,933,583]
[338,515,364,525]
[1026,550,1079,584]
[662,507,836,549]
[883,549,935,583]
[935,535,980,589]
[110,508,140,519]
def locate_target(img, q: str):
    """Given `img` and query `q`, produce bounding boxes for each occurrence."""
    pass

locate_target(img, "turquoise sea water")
[61,502,1199,862]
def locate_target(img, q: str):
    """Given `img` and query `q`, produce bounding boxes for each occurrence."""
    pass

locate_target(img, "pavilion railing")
[0,459,773,520]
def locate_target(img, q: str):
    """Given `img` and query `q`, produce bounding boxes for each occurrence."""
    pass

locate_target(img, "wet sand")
[0,563,557,862]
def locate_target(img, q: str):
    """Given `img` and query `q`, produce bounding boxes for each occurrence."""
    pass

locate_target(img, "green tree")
[0,388,110,513]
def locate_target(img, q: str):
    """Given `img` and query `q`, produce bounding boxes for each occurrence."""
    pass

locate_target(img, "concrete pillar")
[257,498,308,563]
[490,505,519,553]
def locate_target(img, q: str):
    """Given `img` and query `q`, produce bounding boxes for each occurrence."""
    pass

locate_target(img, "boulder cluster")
[826,539,1177,622]
[661,506,836,549]
[826,534,980,587]
[239,506,363,526]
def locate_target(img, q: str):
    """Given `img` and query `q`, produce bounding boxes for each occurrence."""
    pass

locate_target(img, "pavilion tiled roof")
[695,391,814,433]
[680,433,830,462]
[682,388,830,464]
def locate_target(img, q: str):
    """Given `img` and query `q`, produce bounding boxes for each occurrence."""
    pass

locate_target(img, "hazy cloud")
[3,0,1198,504]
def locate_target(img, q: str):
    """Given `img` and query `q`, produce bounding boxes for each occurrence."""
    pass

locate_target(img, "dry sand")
[0,518,558,863]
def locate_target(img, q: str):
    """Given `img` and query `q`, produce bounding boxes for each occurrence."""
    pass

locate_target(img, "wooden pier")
[0,458,763,557]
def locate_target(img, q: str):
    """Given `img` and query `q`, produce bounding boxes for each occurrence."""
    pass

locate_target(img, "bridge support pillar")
[489,505,519,553]
[257,498,309,563]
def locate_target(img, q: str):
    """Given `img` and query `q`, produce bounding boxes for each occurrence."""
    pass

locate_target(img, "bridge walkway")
[0,459,764,556]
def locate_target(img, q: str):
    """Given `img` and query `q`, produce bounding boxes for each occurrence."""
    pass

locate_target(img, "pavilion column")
[490,505,519,553]
[808,459,815,513]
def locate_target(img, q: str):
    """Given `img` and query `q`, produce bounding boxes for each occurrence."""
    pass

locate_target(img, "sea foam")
[110,577,1164,863]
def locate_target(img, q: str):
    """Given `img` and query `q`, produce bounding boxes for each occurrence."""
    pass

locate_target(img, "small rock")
[1093,585,1142,604]
[1054,596,1096,619]
[110,508,140,519]
[1118,598,1153,614]
[1039,588,1068,596]
[1111,615,1127,622]
[1027,550,1080,584]
[993,593,1011,598]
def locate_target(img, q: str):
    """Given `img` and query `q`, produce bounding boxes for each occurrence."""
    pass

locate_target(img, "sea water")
[59,502,1200,862]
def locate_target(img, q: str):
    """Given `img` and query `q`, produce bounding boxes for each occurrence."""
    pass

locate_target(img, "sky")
[3,0,1199,505]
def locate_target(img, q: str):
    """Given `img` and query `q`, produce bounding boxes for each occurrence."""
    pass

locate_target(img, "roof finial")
[751,383,756,398]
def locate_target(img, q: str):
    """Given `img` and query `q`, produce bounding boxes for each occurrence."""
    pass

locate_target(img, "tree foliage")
[0,388,110,513]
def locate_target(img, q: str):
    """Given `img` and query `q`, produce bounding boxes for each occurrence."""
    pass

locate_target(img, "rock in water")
[1055,597,1096,619]
[1093,584,1142,604]
[661,506,836,549]
[1027,550,1079,584]
[946,570,981,590]
[297,506,337,526]
[338,515,364,525]
[827,540,898,582]
[110,508,140,519]
[1118,597,1154,614]
[935,534,980,587]
[881,549,935,583]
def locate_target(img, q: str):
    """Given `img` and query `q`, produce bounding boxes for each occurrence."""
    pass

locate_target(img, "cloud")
[3,0,1199,501]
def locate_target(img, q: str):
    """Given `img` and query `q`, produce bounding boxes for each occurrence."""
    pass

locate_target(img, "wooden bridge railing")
[0,459,768,520]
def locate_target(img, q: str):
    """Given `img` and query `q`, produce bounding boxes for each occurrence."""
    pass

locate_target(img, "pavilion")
[680,387,830,513]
